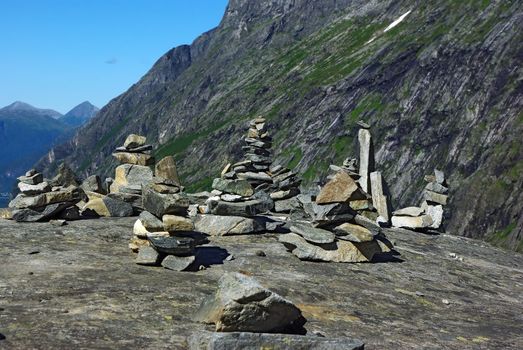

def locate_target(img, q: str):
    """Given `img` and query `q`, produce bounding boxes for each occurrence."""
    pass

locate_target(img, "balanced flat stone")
[358,128,373,193]
[424,190,448,205]
[334,223,375,242]
[17,181,50,195]
[393,207,425,217]
[112,152,154,166]
[194,272,303,333]
[316,171,365,204]
[212,178,254,197]
[425,182,448,194]
[162,215,194,232]
[135,246,161,266]
[391,215,434,229]
[161,255,195,271]
[290,222,336,244]
[17,172,43,185]
[188,332,365,350]
[115,144,152,153]
[194,215,265,236]
[236,172,272,182]
[370,171,389,221]
[155,156,181,186]
[123,134,147,149]
[148,236,195,256]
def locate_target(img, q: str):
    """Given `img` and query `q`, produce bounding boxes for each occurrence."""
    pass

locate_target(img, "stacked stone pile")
[8,166,86,222]
[129,155,204,271]
[391,169,448,231]
[85,134,154,216]
[279,170,393,263]
[201,118,275,221]
[269,164,301,213]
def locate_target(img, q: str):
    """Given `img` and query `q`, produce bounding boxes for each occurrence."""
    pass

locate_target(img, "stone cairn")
[130,153,206,271]
[277,123,394,263]
[7,164,98,223]
[391,169,448,231]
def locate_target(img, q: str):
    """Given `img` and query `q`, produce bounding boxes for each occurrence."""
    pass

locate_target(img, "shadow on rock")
[189,246,229,271]
[0,333,5,341]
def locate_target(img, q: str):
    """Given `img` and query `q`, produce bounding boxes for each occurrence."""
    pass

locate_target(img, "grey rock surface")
[188,331,364,350]
[0,218,522,349]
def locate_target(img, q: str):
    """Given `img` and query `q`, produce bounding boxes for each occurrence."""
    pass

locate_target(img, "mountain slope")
[59,101,99,127]
[39,0,523,251]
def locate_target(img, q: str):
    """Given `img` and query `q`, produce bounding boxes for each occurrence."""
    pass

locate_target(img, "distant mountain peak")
[60,101,99,127]
[0,101,62,119]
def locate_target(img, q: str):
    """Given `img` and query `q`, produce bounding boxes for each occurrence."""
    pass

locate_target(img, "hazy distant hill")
[0,101,97,206]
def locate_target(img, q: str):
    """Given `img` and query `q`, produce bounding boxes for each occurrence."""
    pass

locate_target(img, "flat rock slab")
[148,236,195,255]
[209,199,273,217]
[188,331,364,350]
[0,218,522,349]
[290,223,336,244]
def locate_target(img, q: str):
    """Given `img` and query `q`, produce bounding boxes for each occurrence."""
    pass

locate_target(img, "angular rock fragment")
[142,184,190,217]
[358,128,373,193]
[139,211,164,231]
[370,171,389,221]
[135,246,161,265]
[81,175,104,194]
[194,272,303,333]
[161,255,195,271]
[155,156,181,186]
[316,171,365,204]
[83,196,133,217]
[18,181,50,195]
[17,172,43,185]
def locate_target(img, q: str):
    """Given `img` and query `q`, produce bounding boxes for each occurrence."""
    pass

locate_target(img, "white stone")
[358,129,373,193]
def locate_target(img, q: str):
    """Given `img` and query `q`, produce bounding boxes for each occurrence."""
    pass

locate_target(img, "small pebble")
[27,249,40,255]
[415,291,424,297]
[225,254,235,261]
[199,265,206,271]
[442,299,450,305]
[255,250,266,257]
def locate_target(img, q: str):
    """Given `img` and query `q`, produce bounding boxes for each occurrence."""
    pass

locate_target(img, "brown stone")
[124,134,147,149]
[334,223,375,242]
[316,171,366,204]
[162,215,194,232]
[112,152,154,166]
[155,156,181,186]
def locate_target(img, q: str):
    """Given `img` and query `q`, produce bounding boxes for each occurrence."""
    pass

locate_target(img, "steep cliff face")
[39,0,523,251]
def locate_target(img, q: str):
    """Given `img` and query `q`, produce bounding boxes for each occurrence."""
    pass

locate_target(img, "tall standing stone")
[370,171,389,222]
[358,129,373,194]
[155,156,181,186]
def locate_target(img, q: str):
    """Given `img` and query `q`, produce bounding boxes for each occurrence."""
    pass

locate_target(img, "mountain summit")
[2,101,62,119]
[38,0,523,251]
[60,101,99,127]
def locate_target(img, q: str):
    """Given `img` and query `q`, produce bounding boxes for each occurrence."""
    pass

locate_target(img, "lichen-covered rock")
[194,272,303,333]
[142,184,190,217]
[155,156,181,186]
[212,178,254,197]
[162,214,194,232]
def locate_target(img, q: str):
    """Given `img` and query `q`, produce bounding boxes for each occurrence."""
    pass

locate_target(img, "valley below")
[0,218,521,349]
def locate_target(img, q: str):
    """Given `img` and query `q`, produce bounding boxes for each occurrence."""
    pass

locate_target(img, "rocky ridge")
[37,0,523,252]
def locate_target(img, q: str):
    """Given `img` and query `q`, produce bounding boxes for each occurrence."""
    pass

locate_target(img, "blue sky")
[0,0,228,113]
